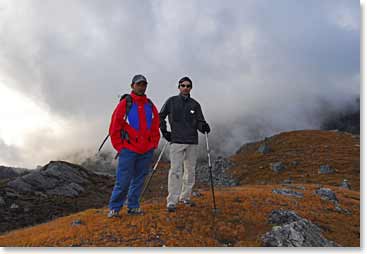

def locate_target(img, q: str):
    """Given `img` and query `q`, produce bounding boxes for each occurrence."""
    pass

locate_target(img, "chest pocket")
[186,107,197,127]
[187,108,196,118]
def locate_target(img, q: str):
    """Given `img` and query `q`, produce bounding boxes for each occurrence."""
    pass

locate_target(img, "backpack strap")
[119,94,133,144]
[121,94,153,116]
[120,94,133,119]
[98,94,137,153]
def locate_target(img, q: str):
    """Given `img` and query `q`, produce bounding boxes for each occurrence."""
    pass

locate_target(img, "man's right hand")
[202,122,211,133]
[162,131,171,142]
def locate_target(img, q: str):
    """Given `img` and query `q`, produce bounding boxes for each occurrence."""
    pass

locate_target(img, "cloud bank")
[0,0,360,167]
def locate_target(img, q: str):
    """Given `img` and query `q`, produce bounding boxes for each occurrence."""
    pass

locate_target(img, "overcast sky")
[0,0,360,168]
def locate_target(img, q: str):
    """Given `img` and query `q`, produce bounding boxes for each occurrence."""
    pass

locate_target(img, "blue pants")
[109,149,154,211]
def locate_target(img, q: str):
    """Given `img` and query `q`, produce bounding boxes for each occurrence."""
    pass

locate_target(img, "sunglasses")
[180,84,192,88]
[135,82,148,86]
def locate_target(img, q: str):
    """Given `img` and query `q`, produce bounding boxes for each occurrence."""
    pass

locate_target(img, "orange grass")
[0,184,359,247]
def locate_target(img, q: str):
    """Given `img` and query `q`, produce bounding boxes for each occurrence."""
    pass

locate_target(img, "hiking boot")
[180,199,196,207]
[107,210,120,218]
[127,207,144,216]
[167,204,176,212]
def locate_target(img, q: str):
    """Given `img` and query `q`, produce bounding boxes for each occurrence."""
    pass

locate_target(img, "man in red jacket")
[108,74,160,218]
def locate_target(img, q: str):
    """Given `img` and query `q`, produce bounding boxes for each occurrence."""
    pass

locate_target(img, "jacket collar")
[179,93,190,101]
[130,91,148,103]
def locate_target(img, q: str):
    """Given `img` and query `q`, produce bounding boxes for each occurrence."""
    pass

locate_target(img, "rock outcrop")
[196,157,238,186]
[262,210,339,247]
[7,161,92,197]
[0,166,30,180]
[0,161,114,234]
[272,189,304,198]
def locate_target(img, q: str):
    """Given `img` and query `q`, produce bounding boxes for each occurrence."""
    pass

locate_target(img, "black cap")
[178,76,192,85]
[132,74,147,84]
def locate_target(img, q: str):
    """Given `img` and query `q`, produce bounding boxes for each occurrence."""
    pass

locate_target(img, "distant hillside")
[230,130,359,190]
[0,166,30,180]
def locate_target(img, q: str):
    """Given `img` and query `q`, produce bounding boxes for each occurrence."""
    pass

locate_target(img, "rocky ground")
[0,129,360,246]
[0,183,359,247]
[0,161,114,234]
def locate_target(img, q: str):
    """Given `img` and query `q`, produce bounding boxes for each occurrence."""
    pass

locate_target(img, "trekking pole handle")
[205,132,211,168]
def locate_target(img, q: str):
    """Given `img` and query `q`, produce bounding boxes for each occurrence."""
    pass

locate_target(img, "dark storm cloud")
[0,0,360,166]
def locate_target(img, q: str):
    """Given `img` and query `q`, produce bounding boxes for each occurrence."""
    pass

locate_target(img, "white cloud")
[0,0,360,167]
[0,81,102,167]
[0,82,64,146]
[327,2,359,31]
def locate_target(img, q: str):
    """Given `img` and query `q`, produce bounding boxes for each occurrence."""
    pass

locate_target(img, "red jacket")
[109,92,160,154]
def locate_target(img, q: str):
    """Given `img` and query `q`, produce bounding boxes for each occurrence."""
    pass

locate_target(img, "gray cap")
[132,74,147,84]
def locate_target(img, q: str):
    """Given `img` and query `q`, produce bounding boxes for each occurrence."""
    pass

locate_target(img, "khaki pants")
[167,143,198,206]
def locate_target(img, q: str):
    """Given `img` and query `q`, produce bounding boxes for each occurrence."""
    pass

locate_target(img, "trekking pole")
[98,134,110,153]
[97,134,119,160]
[205,132,219,214]
[140,141,169,201]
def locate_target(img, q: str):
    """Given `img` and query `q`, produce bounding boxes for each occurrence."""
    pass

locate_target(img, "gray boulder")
[192,191,203,197]
[46,183,85,197]
[7,161,92,197]
[319,165,335,174]
[22,171,59,190]
[280,184,306,191]
[43,162,89,184]
[282,179,293,184]
[71,219,83,226]
[272,189,304,198]
[196,157,238,186]
[335,205,352,215]
[258,144,271,154]
[340,179,351,190]
[262,219,338,247]
[268,210,302,225]
[7,178,33,192]
[315,188,338,203]
[271,162,286,173]
[315,188,351,215]
[262,210,339,247]
[0,166,30,180]
[0,161,114,235]
[291,161,299,167]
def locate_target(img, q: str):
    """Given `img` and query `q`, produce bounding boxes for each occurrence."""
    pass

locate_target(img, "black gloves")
[202,122,211,133]
[162,131,171,142]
